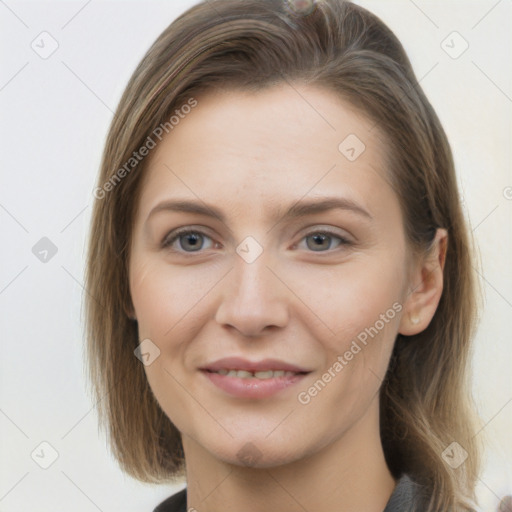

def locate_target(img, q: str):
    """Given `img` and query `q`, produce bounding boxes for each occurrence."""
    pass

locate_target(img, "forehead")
[136,83,396,223]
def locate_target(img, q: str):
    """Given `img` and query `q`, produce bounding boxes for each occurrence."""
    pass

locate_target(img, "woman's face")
[129,84,415,468]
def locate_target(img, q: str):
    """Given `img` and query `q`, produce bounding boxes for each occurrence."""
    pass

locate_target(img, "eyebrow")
[146,196,373,226]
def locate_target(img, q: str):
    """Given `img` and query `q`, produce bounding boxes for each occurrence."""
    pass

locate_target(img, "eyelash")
[161,227,352,255]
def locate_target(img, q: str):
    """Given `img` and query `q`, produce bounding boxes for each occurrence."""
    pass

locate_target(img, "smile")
[201,368,310,399]
[207,369,303,379]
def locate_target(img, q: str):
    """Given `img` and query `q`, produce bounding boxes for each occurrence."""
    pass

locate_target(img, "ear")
[398,228,448,336]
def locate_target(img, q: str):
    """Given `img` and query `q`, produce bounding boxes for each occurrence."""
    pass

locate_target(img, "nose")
[215,250,290,337]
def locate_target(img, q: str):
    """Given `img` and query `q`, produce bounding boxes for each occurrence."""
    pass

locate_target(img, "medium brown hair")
[84,1,482,509]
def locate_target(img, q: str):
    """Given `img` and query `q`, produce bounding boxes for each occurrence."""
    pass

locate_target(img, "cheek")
[290,258,405,421]
[129,258,214,428]
[129,256,221,341]
[292,260,404,427]
[289,253,406,353]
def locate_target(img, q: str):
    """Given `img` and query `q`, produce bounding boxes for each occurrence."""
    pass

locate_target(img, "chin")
[202,435,307,469]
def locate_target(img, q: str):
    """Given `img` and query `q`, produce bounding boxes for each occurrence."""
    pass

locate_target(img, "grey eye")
[301,232,349,252]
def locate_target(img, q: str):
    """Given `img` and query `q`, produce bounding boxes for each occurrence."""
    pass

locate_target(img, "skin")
[128,83,447,512]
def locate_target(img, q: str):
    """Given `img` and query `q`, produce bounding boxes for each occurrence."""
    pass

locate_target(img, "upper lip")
[201,357,311,373]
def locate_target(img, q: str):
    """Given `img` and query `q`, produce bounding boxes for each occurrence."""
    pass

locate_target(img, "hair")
[84,0,483,510]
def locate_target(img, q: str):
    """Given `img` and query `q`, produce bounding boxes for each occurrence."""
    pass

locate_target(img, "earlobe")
[409,313,420,325]
[398,228,448,336]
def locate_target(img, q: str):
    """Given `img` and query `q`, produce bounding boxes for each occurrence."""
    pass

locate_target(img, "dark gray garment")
[383,474,417,512]
[153,474,418,512]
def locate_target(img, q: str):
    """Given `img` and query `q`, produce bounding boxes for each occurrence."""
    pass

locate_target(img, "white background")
[1,1,510,510]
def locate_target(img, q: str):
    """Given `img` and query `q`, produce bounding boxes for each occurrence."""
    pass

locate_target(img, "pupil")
[308,233,329,251]
[182,233,202,251]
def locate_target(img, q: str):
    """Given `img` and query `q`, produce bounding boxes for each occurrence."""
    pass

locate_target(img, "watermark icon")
[297,301,402,405]
[31,441,59,469]
[236,442,263,467]
[503,186,512,200]
[285,0,316,15]
[31,31,59,59]
[441,441,468,469]
[93,97,198,199]
[236,236,263,263]
[441,31,469,59]
[339,133,366,162]
[134,338,161,366]
[32,237,58,263]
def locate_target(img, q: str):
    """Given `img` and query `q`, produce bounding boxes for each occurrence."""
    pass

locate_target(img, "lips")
[200,357,312,398]
[212,369,298,379]
[201,357,311,374]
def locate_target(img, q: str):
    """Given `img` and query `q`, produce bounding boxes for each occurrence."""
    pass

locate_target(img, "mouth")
[201,356,311,374]
[200,358,312,399]
[204,368,307,379]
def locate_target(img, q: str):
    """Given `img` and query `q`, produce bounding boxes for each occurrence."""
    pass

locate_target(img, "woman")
[84,0,484,510]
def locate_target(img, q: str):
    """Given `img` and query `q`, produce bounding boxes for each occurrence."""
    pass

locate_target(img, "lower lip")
[201,370,308,399]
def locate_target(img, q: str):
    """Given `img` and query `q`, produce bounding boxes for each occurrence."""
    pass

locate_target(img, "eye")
[161,227,352,255]
[296,229,352,252]
[162,229,216,253]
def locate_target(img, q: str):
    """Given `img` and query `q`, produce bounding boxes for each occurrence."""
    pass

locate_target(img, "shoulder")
[155,478,422,512]
[153,487,187,512]
[383,474,423,512]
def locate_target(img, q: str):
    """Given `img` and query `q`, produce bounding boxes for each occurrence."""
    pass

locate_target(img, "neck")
[182,399,396,512]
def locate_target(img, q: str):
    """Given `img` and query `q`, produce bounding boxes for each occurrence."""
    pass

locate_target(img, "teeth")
[230,370,252,378]
[254,370,274,379]
[214,369,296,379]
